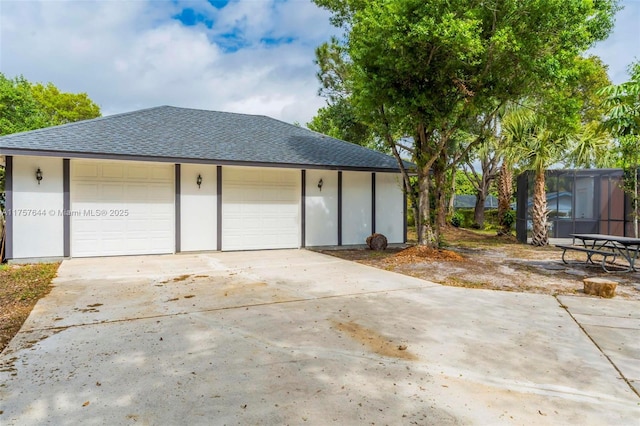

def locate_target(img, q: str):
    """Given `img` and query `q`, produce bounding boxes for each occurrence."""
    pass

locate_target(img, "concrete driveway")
[1,250,639,425]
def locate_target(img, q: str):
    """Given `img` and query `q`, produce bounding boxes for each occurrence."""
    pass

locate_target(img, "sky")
[0,0,639,126]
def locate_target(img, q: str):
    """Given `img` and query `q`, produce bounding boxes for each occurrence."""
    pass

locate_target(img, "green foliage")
[0,74,48,135]
[307,98,379,149]
[30,82,100,126]
[454,170,477,195]
[450,211,463,227]
[454,208,501,230]
[600,61,640,138]
[314,0,618,246]
[501,209,516,230]
[0,73,100,136]
[599,61,640,235]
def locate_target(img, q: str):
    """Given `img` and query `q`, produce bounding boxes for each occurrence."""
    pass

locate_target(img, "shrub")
[451,211,463,227]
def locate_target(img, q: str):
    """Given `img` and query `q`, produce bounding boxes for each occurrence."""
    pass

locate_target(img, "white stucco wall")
[11,155,64,258]
[375,173,404,243]
[342,171,372,245]
[305,170,338,246]
[180,164,217,251]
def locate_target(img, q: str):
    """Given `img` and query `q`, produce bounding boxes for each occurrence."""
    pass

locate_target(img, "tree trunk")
[417,165,437,247]
[531,170,549,246]
[497,162,513,236]
[474,191,486,227]
[433,167,448,231]
[634,170,638,238]
[430,151,450,234]
[449,168,456,214]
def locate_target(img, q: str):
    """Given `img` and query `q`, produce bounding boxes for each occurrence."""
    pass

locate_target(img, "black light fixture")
[197,174,203,189]
[36,168,43,185]
[318,178,323,191]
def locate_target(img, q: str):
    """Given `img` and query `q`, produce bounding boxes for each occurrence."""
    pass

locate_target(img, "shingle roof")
[453,194,498,209]
[0,105,406,171]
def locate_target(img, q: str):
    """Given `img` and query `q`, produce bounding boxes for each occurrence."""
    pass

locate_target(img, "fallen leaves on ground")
[394,246,464,263]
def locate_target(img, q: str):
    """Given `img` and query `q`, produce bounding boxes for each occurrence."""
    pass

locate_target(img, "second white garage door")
[71,160,174,257]
[222,167,300,251]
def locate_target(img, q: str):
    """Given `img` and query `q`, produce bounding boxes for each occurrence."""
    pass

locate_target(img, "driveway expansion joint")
[555,295,640,400]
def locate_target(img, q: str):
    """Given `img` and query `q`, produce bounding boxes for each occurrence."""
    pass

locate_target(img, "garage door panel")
[151,167,173,180]
[71,161,174,257]
[103,184,125,202]
[75,183,99,201]
[103,165,124,178]
[75,163,99,178]
[222,167,300,251]
[127,166,148,179]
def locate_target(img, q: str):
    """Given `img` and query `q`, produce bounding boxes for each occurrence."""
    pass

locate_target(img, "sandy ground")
[317,228,640,301]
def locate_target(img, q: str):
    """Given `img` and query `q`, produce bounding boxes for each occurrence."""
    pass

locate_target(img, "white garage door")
[71,160,174,257]
[222,167,300,251]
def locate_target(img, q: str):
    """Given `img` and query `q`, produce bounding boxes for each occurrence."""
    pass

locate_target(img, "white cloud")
[0,0,335,124]
[0,0,637,128]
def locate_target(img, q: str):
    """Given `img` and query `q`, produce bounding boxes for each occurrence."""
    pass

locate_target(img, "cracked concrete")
[1,250,639,425]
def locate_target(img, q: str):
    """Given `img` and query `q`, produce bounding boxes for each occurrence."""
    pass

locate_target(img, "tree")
[30,82,100,126]
[460,116,500,228]
[496,104,532,237]
[0,73,100,135]
[600,61,640,236]
[315,0,619,247]
[0,74,48,135]
[563,56,615,168]
[0,73,101,208]
[307,98,378,149]
[495,55,613,241]
[510,111,568,246]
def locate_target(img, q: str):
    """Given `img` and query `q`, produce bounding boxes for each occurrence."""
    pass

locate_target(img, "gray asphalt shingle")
[0,106,404,171]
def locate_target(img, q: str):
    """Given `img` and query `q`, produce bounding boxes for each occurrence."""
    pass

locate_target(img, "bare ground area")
[317,227,640,301]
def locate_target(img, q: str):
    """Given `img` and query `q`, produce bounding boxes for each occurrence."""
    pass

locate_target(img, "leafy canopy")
[314,0,618,245]
[0,73,100,136]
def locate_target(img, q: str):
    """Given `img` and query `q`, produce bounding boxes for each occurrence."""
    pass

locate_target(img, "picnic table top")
[570,233,640,245]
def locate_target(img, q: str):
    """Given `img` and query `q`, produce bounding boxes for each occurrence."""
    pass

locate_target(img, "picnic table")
[556,233,640,273]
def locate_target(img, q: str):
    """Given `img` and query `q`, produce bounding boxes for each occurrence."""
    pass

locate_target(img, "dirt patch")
[332,320,416,360]
[395,246,464,263]
[172,274,191,282]
[317,228,640,300]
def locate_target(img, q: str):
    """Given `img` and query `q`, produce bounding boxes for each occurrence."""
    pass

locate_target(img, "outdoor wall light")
[318,178,323,191]
[36,168,43,185]
[197,174,203,189]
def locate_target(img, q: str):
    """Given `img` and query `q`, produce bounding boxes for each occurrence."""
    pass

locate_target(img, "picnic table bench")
[556,233,640,273]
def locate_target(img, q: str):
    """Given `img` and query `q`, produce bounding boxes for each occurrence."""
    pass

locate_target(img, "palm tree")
[496,107,530,236]
[599,61,640,237]
[567,121,616,169]
[502,107,566,246]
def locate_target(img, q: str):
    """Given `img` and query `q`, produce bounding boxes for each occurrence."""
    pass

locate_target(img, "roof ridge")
[162,105,272,120]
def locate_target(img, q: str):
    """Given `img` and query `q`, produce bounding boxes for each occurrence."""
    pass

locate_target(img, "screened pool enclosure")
[516,169,635,243]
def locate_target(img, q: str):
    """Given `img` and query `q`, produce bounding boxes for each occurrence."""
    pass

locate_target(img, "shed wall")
[12,156,64,258]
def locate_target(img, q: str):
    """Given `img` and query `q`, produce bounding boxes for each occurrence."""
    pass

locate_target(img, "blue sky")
[0,0,638,125]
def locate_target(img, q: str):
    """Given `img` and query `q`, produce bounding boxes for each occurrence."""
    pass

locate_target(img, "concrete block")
[583,277,617,298]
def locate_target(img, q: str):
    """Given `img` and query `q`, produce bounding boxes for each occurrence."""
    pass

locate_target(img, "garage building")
[1,106,407,260]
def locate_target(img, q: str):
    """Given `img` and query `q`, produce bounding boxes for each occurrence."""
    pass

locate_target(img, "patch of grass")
[0,263,59,353]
